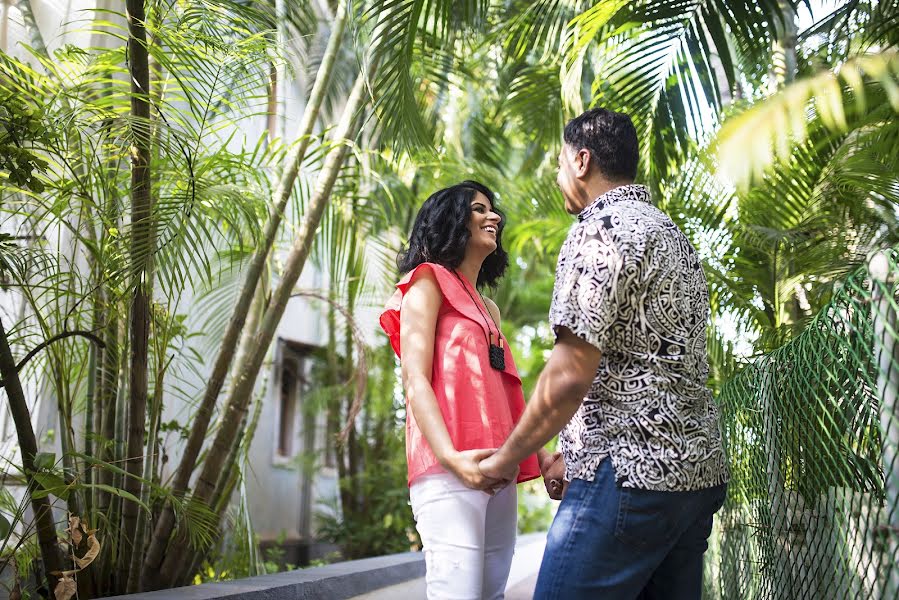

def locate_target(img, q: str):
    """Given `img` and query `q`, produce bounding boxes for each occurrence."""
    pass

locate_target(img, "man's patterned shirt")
[551,184,729,491]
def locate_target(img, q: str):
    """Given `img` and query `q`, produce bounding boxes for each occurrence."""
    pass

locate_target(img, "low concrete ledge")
[107,552,425,600]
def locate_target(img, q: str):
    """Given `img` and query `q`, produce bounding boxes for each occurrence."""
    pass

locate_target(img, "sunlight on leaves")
[717,50,899,185]
[559,0,629,113]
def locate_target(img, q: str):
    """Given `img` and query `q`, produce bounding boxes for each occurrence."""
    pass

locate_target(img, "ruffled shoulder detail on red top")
[379,262,478,357]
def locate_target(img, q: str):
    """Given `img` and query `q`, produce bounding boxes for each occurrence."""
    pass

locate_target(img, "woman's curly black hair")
[397,180,509,288]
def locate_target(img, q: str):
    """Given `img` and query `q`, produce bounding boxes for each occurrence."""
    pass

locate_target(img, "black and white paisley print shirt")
[551,184,729,491]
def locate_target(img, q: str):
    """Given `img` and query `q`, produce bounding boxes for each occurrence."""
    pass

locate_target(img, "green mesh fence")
[711,250,899,600]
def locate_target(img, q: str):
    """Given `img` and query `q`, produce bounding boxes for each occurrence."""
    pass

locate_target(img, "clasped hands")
[443,448,566,499]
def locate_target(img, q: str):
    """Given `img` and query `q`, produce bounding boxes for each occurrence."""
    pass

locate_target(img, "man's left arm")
[480,326,602,480]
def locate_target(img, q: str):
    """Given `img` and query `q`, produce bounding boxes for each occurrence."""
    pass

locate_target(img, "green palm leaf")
[716,50,899,185]
[363,0,489,153]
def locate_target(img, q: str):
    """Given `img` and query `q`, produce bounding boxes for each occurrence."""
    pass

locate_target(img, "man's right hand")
[539,450,566,500]
[443,448,510,493]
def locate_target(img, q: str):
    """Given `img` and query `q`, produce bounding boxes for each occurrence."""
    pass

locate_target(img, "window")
[274,340,339,472]
[276,344,310,459]
[277,358,299,457]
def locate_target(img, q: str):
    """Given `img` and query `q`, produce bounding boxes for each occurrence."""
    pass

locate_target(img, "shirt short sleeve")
[549,221,623,351]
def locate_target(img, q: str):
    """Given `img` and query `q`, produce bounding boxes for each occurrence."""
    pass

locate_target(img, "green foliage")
[259,532,299,573]
[0,0,289,589]
[10,544,35,586]
[317,456,419,559]
[714,252,899,599]
[717,50,899,184]
[314,341,420,560]
[0,95,50,194]
[1,0,897,595]
[516,480,554,534]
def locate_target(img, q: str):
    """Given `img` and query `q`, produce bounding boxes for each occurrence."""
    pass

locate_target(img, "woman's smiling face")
[466,191,502,254]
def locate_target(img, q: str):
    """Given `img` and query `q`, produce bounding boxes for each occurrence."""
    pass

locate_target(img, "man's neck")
[575,178,634,213]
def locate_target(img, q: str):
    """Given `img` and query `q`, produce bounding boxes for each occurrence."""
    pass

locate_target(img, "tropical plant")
[0,0,307,595]
[3,0,899,597]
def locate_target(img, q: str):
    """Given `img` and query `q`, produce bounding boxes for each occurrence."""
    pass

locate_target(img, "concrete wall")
[105,552,425,600]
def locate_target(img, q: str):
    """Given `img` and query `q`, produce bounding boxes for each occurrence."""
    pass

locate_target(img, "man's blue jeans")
[533,458,727,600]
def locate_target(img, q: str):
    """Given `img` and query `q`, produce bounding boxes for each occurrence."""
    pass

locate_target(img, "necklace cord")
[452,270,504,349]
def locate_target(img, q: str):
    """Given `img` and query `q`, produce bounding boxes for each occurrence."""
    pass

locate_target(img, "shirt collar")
[577,184,651,222]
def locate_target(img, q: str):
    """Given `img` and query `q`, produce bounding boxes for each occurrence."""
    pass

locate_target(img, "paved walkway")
[351,532,546,600]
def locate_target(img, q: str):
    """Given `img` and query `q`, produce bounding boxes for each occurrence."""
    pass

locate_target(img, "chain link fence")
[709,251,899,599]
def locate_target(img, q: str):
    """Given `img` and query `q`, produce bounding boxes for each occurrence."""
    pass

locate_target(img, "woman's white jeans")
[410,473,517,600]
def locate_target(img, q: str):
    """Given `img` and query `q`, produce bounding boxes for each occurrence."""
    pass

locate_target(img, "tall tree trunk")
[0,319,63,594]
[156,68,369,588]
[328,300,351,513]
[771,0,798,90]
[141,6,348,586]
[85,223,106,596]
[94,296,120,596]
[85,235,101,497]
[171,280,267,585]
[179,392,266,587]
[127,355,165,592]
[120,0,154,593]
[344,224,361,513]
[94,174,123,593]
[110,322,129,590]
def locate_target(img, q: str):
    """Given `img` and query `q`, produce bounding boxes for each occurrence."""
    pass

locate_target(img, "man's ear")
[575,148,592,178]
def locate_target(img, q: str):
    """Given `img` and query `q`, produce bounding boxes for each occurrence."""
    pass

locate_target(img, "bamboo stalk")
[156,66,369,587]
[141,6,349,586]
[94,297,119,594]
[119,0,154,593]
[127,353,166,592]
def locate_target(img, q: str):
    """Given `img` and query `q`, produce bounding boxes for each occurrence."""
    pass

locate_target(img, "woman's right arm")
[400,271,501,491]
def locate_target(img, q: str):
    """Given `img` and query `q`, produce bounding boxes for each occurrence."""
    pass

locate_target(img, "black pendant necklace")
[454,271,505,370]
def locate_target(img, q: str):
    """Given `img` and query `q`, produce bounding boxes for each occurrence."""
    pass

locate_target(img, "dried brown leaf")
[74,534,100,570]
[53,575,76,600]
[66,515,83,546]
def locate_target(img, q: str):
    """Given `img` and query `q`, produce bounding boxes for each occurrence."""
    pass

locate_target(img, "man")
[479,107,729,599]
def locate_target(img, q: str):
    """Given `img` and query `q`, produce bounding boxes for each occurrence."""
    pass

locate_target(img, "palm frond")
[554,0,781,185]
[363,0,489,153]
[501,0,588,63]
[716,50,899,185]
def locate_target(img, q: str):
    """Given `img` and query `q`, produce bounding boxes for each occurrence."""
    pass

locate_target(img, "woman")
[380,180,542,600]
